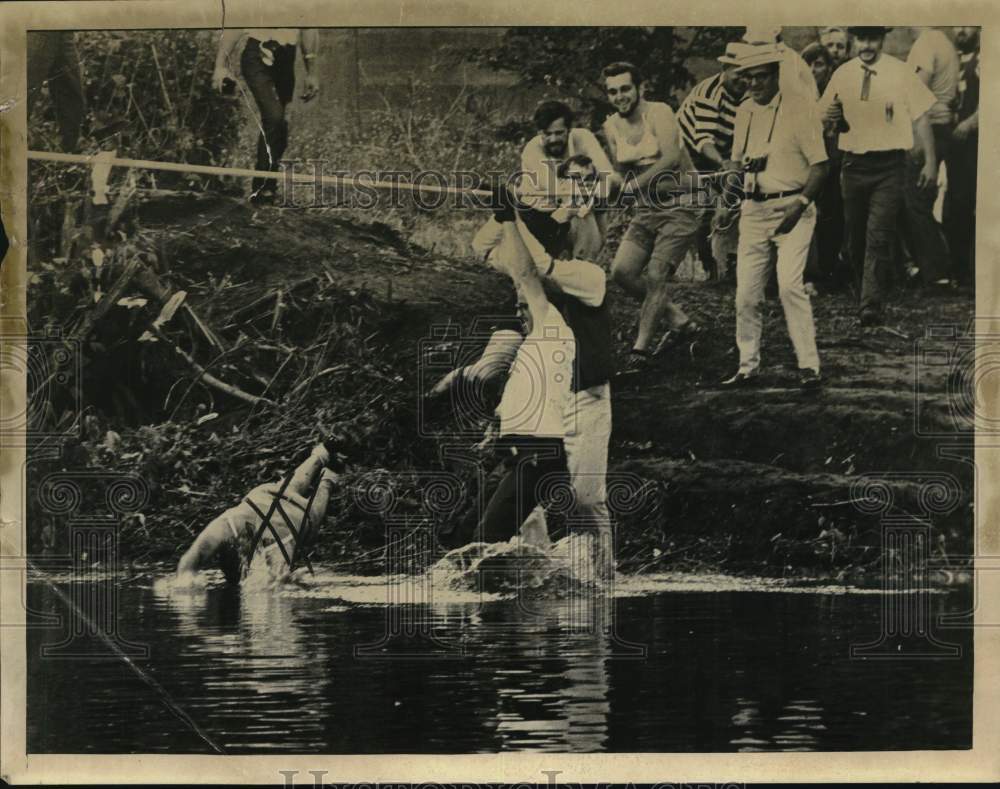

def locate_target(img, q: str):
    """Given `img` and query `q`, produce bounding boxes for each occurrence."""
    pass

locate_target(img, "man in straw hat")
[818,26,938,326]
[719,43,829,390]
[743,26,820,102]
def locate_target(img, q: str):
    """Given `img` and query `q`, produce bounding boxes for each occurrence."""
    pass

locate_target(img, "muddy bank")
[28,194,975,578]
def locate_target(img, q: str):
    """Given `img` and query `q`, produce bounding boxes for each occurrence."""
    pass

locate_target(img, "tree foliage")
[468,26,743,127]
[29,30,241,178]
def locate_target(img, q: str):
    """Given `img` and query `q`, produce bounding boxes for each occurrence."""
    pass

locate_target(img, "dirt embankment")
[29,194,975,579]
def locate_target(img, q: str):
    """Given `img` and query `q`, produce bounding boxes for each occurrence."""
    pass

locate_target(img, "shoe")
[249,189,278,206]
[653,320,701,358]
[617,348,654,377]
[799,368,823,390]
[720,369,760,388]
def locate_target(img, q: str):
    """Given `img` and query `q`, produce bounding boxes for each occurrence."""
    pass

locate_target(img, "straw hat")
[718,41,757,65]
[733,43,785,71]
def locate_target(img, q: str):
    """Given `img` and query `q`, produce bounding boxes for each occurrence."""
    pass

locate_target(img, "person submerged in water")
[176,443,343,584]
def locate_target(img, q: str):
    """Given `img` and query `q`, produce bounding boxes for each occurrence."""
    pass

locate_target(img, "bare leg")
[610,239,649,301]
[634,254,685,352]
[304,470,338,526]
[286,445,330,498]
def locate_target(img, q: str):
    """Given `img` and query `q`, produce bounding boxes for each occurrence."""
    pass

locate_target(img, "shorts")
[622,205,707,274]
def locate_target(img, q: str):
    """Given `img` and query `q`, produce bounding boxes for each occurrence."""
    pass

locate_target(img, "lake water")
[26,569,972,754]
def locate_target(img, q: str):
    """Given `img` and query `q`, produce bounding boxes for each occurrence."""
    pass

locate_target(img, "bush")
[29,30,242,186]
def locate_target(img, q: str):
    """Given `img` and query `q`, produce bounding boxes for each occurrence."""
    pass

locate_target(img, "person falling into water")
[176,443,343,584]
[456,167,615,577]
[433,189,609,554]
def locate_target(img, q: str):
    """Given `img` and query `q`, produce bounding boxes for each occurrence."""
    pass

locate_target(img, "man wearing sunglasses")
[720,44,829,391]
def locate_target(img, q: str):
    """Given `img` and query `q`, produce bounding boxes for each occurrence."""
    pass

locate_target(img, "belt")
[843,149,906,161]
[749,188,803,202]
[246,37,296,48]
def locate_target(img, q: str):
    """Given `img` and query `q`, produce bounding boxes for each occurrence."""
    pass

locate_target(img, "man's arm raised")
[212,30,243,92]
[299,29,321,102]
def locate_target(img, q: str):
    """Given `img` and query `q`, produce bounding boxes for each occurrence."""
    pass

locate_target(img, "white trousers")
[520,383,612,569]
[735,198,820,374]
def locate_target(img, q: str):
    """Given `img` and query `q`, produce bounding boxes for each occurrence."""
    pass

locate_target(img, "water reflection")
[483,598,612,752]
[27,570,973,754]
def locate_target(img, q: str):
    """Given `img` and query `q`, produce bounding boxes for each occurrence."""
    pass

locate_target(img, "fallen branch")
[70,253,145,341]
[287,364,350,398]
[133,265,228,354]
[877,325,911,340]
[146,323,276,408]
[231,277,316,319]
[270,287,284,333]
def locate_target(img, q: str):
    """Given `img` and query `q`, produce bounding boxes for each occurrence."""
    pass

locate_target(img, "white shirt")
[907,29,960,126]
[519,128,615,211]
[497,304,575,439]
[603,101,680,168]
[731,92,827,194]
[245,29,300,46]
[471,216,608,309]
[819,54,936,154]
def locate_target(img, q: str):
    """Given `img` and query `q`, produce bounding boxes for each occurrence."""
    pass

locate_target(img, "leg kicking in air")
[176,443,343,584]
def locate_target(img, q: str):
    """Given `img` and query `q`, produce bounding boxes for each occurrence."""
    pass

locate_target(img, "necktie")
[860,65,876,101]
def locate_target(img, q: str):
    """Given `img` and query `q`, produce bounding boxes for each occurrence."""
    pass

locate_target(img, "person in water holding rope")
[433,188,610,557]
[176,442,344,584]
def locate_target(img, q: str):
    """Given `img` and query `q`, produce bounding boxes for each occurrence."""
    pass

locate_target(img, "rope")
[25,557,227,754]
[28,149,594,201]
[28,149,497,199]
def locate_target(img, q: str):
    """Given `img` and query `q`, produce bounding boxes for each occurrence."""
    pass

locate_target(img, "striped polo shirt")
[678,72,741,165]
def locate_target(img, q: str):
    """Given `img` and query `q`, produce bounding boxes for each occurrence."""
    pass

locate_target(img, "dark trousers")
[944,132,977,285]
[810,152,846,288]
[900,124,952,284]
[841,150,905,313]
[480,437,569,544]
[241,39,296,194]
[27,31,86,153]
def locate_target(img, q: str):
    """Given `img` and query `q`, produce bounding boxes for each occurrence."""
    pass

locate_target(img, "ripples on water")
[26,558,972,754]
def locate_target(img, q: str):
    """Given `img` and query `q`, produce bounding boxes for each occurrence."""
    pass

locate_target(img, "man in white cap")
[679,42,752,171]
[678,42,752,280]
[720,44,829,390]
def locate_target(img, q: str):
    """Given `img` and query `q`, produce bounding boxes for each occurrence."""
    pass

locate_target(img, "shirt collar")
[856,55,881,74]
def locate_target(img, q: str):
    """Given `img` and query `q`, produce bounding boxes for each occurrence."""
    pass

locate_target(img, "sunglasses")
[745,69,778,84]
